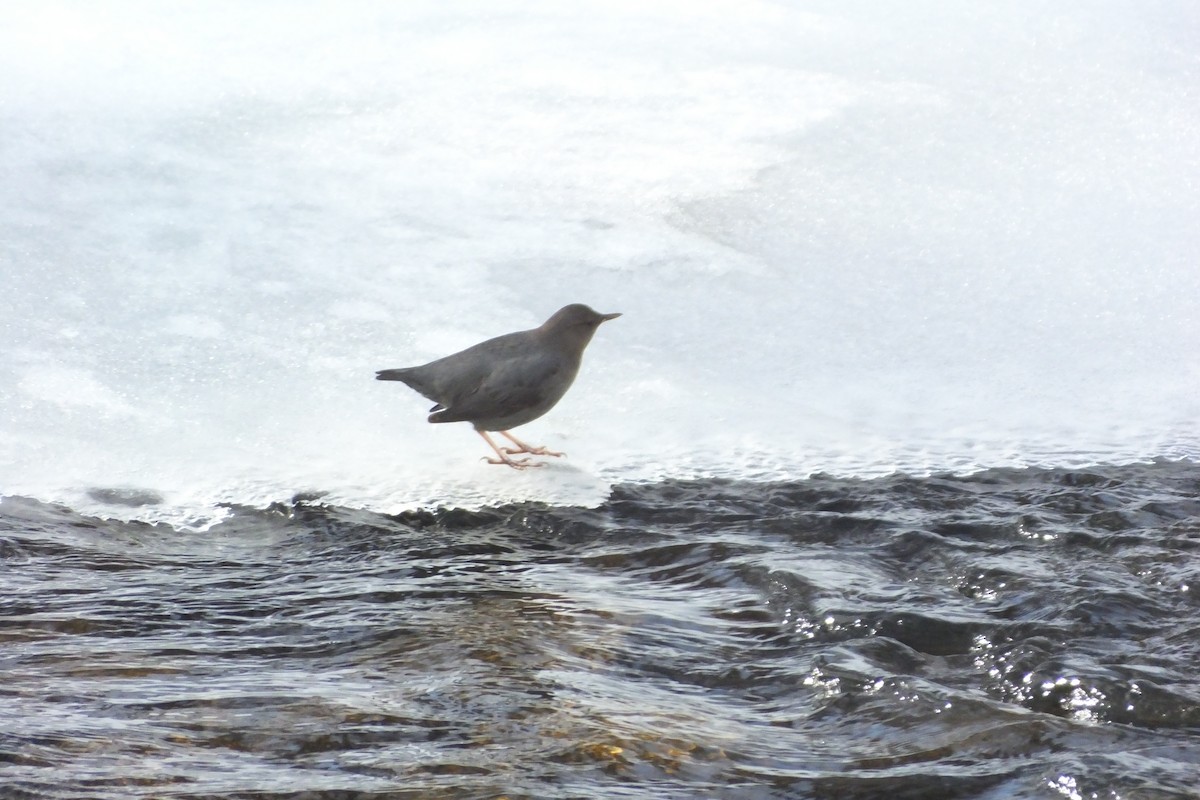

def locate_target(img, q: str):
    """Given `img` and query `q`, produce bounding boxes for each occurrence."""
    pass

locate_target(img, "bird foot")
[483,455,541,470]
[498,431,565,458]
[501,445,565,458]
[478,430,558,469]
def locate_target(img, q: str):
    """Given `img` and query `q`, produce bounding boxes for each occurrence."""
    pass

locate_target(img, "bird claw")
[482,455,541,469]
[478,431,559,469]
[500,445,565,458]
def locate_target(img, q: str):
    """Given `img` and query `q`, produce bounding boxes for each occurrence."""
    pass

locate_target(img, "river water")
[4,463,1200,798]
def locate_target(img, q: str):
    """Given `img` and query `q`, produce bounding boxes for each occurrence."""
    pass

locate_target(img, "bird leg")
[499,431,565,458]
[477,430,539,469]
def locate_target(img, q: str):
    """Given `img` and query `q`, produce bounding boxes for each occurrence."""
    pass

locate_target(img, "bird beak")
[600,312,622,322]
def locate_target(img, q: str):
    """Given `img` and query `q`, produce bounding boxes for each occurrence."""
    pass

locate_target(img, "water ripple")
[2,461,1199,798]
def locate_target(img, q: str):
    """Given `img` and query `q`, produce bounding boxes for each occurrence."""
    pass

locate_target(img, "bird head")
[540,304,621,352]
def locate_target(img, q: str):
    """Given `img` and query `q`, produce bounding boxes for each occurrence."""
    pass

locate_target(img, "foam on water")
[2,1,1198,527]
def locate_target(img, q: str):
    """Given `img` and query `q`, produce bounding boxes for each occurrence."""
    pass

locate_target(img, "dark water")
[3,462,1199,799]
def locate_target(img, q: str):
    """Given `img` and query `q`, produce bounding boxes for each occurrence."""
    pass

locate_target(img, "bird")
[376,303,621,469]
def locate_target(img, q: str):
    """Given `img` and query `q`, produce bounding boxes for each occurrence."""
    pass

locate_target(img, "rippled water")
[4,461,1199,798]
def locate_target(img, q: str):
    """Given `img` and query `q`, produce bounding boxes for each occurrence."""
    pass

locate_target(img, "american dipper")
[376,304,621,469]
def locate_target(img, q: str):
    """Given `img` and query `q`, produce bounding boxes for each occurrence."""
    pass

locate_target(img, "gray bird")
[376,303,621,469]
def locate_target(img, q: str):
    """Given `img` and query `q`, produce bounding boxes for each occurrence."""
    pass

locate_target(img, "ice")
[1,2,1198,527]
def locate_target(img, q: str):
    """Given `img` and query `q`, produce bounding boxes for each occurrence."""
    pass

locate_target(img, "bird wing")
[430,350,565,424]
[378,332,530,405]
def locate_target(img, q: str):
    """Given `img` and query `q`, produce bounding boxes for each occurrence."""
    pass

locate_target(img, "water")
[2,1,1199,797]
[4,464,1200,798]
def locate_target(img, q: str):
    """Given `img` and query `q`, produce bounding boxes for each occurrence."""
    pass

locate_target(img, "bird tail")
[376,366,443,408]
